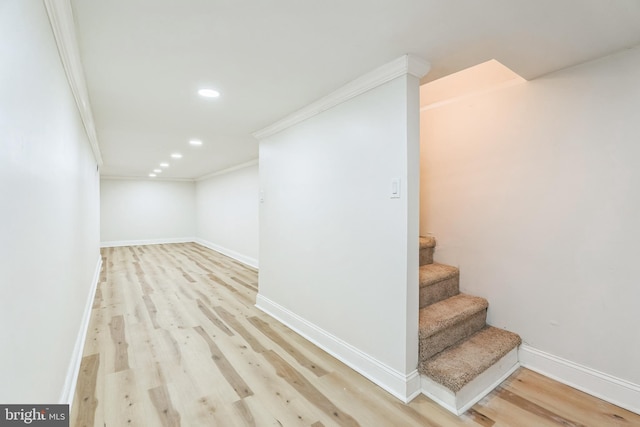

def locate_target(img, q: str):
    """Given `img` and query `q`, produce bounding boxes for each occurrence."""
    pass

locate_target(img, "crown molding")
[252,54,430,140]
[100,175,195,182]
[44,0,103,165]
[196,159,259,182]
[100,158,259,183]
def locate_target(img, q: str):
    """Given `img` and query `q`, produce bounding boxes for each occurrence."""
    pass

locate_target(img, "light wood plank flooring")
[71,243,639,426]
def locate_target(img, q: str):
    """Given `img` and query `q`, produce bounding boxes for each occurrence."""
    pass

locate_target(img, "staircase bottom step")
[419,326,521,392]
[420,346,519,416]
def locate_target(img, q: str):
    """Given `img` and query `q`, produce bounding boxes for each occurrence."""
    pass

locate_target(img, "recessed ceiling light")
[198,88,220,98]
[189,139,203,146]
[171,153,183,159]
[153,169,162,173]
[160,163,169,167]
[149,173,156,177]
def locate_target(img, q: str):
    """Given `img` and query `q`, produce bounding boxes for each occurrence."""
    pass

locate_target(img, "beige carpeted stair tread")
[419,294,488,338]
[419,263,458,287]
[419,326,522,393]
[419,237,436,266]
[420,236,436,249]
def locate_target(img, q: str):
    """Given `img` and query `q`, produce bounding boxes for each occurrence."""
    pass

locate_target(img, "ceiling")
[71,0,640,180]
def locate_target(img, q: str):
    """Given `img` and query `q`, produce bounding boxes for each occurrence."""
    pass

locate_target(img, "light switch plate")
[391,178,401,198]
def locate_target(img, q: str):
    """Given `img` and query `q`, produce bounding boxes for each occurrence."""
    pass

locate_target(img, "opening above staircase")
[418,236,521,415]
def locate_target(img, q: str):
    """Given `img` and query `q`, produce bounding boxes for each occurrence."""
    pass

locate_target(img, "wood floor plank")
[248,316,328,377]
[71,353,100,427]
[159,328,183,363]
[81,299,107,357]
[494,386,586,427]
[92,285,103,309]
[317,367,444,427]
[142,294,161,329]
[102,369,149,427]
[125,322,168,390]
[149,384,181,427]
[212,305,267,353]
[177,266,196,283]
[207,272,255,306]
[209,332,333,426]
[134,262,154,295]
[71,243,640,427]
[194,325,254,399]
[194,289,214,306]
[196,299,234,336]
[172,392,237,427]
[463,408,495,427]
[500,368,638,427]
[231,275,258,291]
[473,388,562,427]
[109,315,130,372]
[156,293,199,330]
[161,345,238,409]
[262,350,360,427]
[233,399,257,427]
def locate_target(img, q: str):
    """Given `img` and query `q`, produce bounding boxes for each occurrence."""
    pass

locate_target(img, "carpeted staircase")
[417,236,521,415]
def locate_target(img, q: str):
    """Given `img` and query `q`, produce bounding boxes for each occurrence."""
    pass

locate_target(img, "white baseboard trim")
[519,344,640,415]
[255,293,420,402]
[194,238,259,269]
[100,237,195,248]
[59,254,102,407]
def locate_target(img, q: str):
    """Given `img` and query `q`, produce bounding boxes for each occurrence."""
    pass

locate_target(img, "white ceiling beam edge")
[252,54,430,140]
[44,0,103,166]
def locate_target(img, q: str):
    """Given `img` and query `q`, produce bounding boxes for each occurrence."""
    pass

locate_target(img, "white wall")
[258,73,421,400]
[420,47,640,406]
[101,169,259,266]
[0,0,101,403]
[100,179,195,245]
[195,162,259,267]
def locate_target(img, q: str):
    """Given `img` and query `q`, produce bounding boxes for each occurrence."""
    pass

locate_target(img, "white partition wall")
[255,56,428,401]
[195,162,259,268]
[100,179,196,246]
[100,165,260,266]
[0,0,101,403]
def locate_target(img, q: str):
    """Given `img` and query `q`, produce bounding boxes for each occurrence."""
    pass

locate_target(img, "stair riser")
[420,248,434,266]
[419,310,487,360]
[420,277,459,308]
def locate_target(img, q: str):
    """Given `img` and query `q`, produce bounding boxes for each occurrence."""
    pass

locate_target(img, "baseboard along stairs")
[418,236,522,415]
